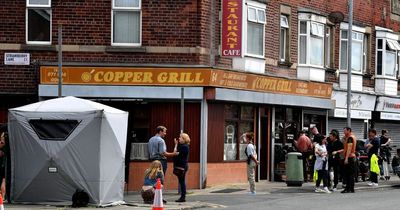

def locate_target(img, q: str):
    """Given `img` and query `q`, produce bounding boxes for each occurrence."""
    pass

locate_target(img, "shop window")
[29,119,79,141]
[376,38,400,77]
[129,106,150,160]
[26,0,52,44]
[339,30,366,73]
[224,104,254,161]
[112,0,141,46]
[247,6,266,57]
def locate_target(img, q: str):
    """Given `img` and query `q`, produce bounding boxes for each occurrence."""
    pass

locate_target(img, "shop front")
[374,96,400,157]
[39,66,334,189]
[328,90,376,140]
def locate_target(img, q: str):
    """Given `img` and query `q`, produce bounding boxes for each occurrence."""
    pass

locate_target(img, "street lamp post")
[347,0,353,127]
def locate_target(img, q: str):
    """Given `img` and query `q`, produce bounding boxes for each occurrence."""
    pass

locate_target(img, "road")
[196,185,400,210]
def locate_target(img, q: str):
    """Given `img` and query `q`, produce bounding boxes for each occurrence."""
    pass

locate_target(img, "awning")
[387,39,400,51]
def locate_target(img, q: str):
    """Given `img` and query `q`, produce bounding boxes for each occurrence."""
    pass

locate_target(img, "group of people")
[294,126,395,194]
[141,126,190,204]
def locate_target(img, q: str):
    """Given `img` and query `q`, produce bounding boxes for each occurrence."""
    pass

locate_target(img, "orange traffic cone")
[152,178,164,210]
[0,194,4,210]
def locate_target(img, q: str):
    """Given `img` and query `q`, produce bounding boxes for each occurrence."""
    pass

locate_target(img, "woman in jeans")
[314,136,331,193]
[173,133,190,202]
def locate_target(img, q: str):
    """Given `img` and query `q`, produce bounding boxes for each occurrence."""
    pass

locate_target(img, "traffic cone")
[152,178,164,210]
[0,194,4,210]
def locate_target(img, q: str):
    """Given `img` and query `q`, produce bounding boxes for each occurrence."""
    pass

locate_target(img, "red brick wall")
[206,162,247,186]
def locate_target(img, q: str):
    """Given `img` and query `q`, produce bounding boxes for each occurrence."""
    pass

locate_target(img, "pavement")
[3,176,400,209]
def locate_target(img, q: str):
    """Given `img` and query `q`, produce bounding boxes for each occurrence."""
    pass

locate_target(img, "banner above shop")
[332,91,376,110]
[376,96,400,113]
[221,0,242,57]
[40,66,333,99]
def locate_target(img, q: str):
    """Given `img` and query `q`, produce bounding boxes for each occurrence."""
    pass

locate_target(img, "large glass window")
[340,30,365,72]
[112,0,141,46]
[26,0,51,44]
[298,20,324,67]
[376,38,400,77]
[224,104,254,161]
[247,6,266,56]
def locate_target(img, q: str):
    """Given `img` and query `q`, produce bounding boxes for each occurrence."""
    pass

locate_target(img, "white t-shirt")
[246,143,257,159]
[314,143,328,170]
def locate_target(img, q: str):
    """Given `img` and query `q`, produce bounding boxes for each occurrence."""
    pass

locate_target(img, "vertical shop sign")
[221,0,242,57]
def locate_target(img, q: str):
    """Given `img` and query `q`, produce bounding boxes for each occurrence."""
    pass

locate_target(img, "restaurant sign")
[40,66,333,99]
[221,0,242,57]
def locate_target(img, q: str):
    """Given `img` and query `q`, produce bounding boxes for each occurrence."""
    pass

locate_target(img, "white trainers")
[332,188,338,192]
[323,187,332,194]
[372,183,378,187]
[315,187,323,193]
[368,182,374,186]
[248,191,256,195]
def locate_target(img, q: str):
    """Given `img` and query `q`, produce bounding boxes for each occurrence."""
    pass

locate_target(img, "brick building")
[1,0,400,192]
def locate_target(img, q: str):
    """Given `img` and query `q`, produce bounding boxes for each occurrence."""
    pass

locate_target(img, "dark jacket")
[173,144,189,170]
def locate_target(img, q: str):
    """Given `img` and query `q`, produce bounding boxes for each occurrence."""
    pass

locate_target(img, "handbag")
[173,167,185,178]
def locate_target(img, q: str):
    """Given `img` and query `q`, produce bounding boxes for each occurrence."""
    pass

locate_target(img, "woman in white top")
[314,136,331,193]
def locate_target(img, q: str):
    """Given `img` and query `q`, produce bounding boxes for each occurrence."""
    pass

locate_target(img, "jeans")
[178,170,187,198]
[247,161,256,193]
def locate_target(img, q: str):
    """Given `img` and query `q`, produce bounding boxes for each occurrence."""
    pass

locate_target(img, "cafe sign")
[221,0,242,57]
[40,66,333,99]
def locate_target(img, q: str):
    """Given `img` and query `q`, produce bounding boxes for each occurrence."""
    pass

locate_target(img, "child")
[141,160,164,204]
[369,152,380,187]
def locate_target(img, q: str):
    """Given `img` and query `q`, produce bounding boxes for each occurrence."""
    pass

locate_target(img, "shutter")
[373,122,400,158]
[328,118,365,140]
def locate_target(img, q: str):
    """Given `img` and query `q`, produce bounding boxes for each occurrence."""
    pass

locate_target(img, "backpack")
[72,189,89,208]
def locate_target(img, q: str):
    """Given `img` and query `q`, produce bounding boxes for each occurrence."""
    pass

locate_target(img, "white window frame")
[111,0,142,46]
[339,30,364,73]
[245,4,266,58]
[297,20,325,68]
[376,38,400,78]
[26,0,52,45]
[280,15,289,62]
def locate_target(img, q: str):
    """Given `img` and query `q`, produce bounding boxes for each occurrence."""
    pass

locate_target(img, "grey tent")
[8,96,128,206]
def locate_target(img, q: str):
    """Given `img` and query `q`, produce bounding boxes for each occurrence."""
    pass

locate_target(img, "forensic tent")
[8,96,128,206]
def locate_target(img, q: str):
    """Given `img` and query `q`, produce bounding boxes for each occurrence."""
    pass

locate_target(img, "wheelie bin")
[286,152,303,186]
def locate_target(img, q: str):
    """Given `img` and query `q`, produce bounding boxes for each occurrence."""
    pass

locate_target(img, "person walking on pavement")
[314,136,331,193]
[148,125,178,203]
[327,129,343,191]
[244,132,259,195]
[173,133,190,202]
[294,130,313,182]
[336,127,357,193]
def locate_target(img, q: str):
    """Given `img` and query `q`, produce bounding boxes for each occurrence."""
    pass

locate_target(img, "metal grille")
[328,118,365,140]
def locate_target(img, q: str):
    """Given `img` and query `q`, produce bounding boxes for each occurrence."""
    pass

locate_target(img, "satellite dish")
[328,11,344,24]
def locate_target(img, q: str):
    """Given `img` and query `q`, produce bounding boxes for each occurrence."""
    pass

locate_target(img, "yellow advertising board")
[40,66,332,99]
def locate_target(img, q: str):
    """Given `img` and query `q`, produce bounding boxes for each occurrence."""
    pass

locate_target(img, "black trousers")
[328,159,341,188]
[370,171,378,184]
[344,158,355,192]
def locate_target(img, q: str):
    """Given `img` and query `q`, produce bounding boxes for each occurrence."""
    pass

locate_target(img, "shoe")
[367,182,374,186]
[341,190,349,193]
[323,187,331,194]
[175,197,186,202]
[163,199,167,204]
[315,187,323,193]
[332,188,337,192]
[372,183,378,187]
[380,177,385,181]
[248,191,256,195]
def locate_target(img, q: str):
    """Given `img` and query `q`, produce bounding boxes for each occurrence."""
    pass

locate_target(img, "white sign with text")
[4,53,30,65]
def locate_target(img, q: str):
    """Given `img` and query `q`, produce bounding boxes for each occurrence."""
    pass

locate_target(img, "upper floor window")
[376,38,400,77]
[112,0,141,46]
[340,30,366,73]
[280,15,289,62]
[246,6,266,57]
[324,25,334,68]
[298,20,325,67]
[26,0,52,44]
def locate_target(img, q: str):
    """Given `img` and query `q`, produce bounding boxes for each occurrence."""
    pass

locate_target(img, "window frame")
[245,5,266,58]
[297,20,325,68]
[26,0,52,45]
[279,15,289,62]
[339,30,365,73]
[324,25,335,68]
[375,38,400,78]
[111,0,142,46]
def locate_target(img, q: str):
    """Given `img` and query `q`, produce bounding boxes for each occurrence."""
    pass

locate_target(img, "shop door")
[260,108,270,180]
